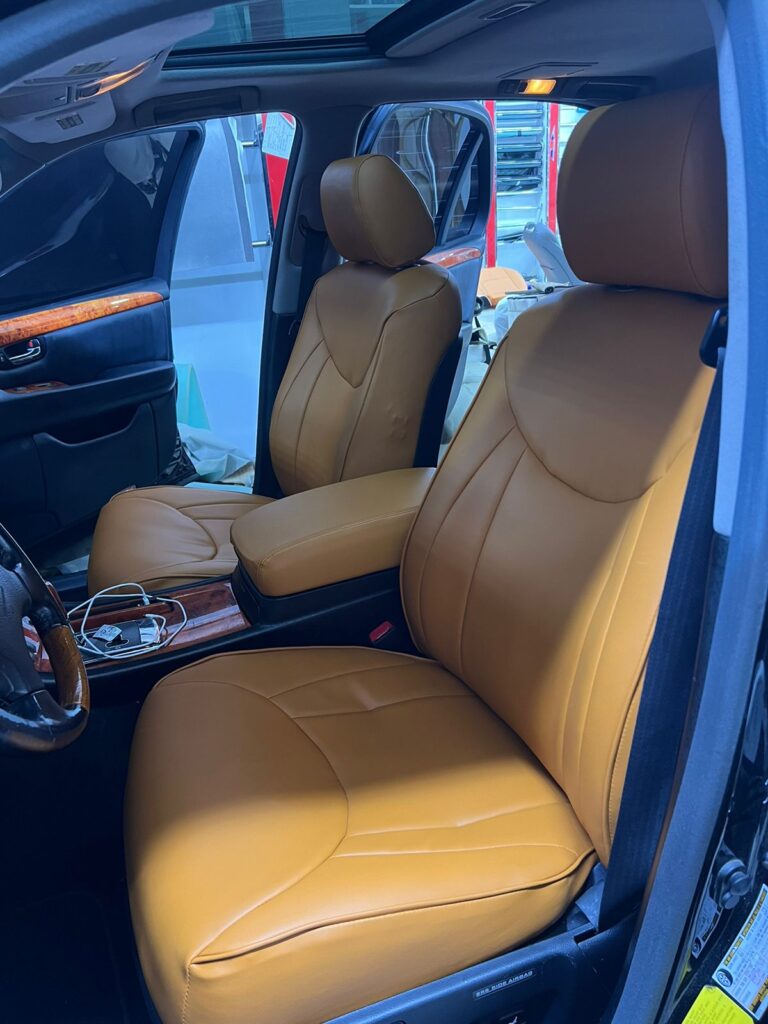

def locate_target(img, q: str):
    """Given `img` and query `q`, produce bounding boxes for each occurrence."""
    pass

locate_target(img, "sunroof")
[173,0,411,51]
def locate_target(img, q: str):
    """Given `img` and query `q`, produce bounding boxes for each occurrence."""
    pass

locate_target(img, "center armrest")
[231,468,434,598]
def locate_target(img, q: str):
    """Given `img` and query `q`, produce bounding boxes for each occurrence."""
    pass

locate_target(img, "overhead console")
[0,12,212,143]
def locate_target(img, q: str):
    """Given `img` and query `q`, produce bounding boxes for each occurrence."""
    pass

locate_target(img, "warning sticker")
[684,986,751,1023]
[714,884,768,1019]
[262,112,296,160]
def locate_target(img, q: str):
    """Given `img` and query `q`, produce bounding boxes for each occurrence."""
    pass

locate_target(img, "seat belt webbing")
[599,348,724,929]
[289,215,327,341]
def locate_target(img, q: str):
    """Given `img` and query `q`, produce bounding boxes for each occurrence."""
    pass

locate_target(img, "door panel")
[0,126,202,550]
[0,294,177,546]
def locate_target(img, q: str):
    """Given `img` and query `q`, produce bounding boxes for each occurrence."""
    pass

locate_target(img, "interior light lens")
[522,78,557,96]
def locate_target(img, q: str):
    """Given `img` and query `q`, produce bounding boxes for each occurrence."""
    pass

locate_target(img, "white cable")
[68,582,188,661]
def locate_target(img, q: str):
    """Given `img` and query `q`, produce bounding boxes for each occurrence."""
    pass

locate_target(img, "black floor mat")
[0,890,145,1024]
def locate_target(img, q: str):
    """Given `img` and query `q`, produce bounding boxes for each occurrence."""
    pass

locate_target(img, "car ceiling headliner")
[0,0,715,162]
[135,0,717,109]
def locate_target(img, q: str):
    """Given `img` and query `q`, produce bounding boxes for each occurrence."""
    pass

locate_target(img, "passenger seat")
[88,155,461,594]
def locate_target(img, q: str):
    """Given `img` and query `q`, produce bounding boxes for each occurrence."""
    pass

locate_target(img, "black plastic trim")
[330,913,634,1024]
[0,363,175,440]
[64,567,413,706]
[414,332,463,466]
[252,117,304,498]
[232,563,409,634]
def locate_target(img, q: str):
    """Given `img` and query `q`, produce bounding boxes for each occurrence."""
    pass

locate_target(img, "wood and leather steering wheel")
[0,524,89,753]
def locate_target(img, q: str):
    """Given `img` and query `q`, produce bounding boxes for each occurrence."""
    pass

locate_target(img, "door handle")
[0,337,44,368]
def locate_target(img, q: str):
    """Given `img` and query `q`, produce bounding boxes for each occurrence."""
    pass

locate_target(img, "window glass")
[369,104,478,237]
[446,101,589,450]
[0,130,189,315]
[493,100,587,277]
[169,112,295,483]
[444,155,480,243]
[495,101,546,248]
[175,0,409,49]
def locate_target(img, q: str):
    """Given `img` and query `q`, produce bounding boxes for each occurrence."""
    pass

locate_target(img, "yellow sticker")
[715,884,768,1019]
[684,986,752,1023]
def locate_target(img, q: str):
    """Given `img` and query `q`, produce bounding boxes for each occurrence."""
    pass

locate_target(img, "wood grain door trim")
[0,291,164,349]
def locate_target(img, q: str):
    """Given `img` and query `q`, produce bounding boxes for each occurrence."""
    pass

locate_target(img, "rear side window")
[444,155,481,243]
[370,104,479,238]
[0,128,195,315]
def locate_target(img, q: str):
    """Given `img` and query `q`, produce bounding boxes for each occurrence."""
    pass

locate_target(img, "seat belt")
[289,214,327,342]
[599,324,726,930]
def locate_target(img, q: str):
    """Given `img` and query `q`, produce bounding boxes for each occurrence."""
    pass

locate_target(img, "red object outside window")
[547,104,560,233]
[260,112,296,224]
[484,100,497,268]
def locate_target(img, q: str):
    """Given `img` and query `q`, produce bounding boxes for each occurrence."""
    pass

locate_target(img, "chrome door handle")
[6,338,43,365]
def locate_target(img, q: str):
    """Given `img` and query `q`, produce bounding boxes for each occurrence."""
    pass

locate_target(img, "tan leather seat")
[125,86,726,1024]
[88,155,461,594]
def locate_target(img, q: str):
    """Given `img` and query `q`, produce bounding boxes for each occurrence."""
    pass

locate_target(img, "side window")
[0,129,192,316]
[444,100,588,451]
[492,101,587,280]
[170,111,296,486]
[369,104,483,242]
[444,155,480,243]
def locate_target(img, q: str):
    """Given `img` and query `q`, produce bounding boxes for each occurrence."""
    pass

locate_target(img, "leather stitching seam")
[289,691,473,720]
[563,493,647,791]
[270,320,326,425]
[334,278,451,479]
[291,352,332,492]
[457,441,527,678]
[352,800,569,835]
[334,841,584,858]
[181,961,191,1024]
[192,849,596,964]
[677,88,717,297]
[154,646,438,691]
[183,684,351,965]
[502,341,709,503]
[412,424,516,647]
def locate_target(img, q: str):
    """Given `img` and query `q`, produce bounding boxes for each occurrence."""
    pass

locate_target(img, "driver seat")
[125,86,726,1024]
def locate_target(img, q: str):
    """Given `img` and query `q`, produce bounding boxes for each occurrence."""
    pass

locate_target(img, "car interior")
[0,1,762,1023]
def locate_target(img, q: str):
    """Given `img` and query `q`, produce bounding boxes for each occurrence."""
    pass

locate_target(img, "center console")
[28,469,433,700]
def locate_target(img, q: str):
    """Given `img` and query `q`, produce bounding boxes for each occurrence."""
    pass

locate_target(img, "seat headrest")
[558,86,727,298]
[320,154,436,269]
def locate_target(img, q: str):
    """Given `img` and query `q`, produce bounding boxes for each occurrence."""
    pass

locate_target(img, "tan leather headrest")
[558,86,727,298]
[320,154,436,269]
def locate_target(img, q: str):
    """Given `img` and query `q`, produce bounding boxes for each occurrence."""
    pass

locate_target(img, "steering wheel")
[0,524,89,753]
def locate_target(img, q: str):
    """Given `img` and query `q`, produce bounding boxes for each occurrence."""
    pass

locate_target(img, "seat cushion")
[126,647,594,1024]
[88,486,273,593]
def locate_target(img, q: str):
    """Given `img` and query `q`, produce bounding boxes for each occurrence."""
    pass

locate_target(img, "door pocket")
[34,402,160,527]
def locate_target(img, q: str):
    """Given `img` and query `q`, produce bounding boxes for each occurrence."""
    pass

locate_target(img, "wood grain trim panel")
[424,247,482,269]
[28,581,248,672]
[0,291,163,349]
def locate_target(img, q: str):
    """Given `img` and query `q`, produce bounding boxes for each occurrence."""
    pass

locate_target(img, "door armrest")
[232,468,433,598]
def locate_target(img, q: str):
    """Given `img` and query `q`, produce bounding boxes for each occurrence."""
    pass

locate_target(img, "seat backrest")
[402,86,727,864]
[269,154,461,496]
